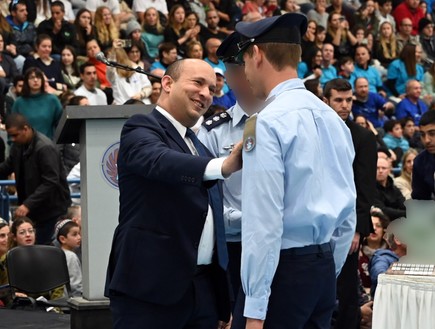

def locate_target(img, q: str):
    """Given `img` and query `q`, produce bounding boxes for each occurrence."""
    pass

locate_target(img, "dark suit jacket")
[346,120,377,238]
[105,110,230,320]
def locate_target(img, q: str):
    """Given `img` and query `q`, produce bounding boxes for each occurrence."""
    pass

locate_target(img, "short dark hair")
[12,74,24,87]
[323,78,352,99]
[56,220,79,243]
[51,0,65,11]
[384,119,400,133]
[79,62,95,74]
[419,110,435,126]
[9,0,26,13]
[378,0,392,6]
[68,95,87,106]
[5,113,30,130]
[158,42,177,61]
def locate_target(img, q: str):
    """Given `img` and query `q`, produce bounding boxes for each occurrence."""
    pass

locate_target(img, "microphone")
[95,51,110,65]
[95,51,162,81]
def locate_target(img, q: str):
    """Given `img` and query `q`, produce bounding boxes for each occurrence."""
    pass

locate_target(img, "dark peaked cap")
[235,13,308,45]
[217,32,243,63]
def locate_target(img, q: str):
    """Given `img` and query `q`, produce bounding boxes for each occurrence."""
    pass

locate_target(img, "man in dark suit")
[105,58,242,329]
[324,78,378,329]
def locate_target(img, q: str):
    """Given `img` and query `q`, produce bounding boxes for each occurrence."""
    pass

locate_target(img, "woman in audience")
[61,46,81,91]
[297,46,322,80]
[0,33,19,94]
[314,24,326,50]
[74,9,97,57]
[23,34,67,94]
[184,11,201,43]
[126,42,148,70]
[106,40,151,105]
[12,67,63,139]
[8,217,64,300]
[325,12,357,58]
[185,40,203,59]
[8,217,35,249]
[301,20,317,54]
[353,0,379,37]
[359,211,390,290]
[94,6,120,53]
[394,148,418,199]
[385,43,424,97]
[164,4,198,57]
[373,21,398,69]
[0,221,10,287]
[141,7,165,61]
[123,20,152,67]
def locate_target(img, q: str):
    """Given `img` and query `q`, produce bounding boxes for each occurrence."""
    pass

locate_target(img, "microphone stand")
[105,60,162,81]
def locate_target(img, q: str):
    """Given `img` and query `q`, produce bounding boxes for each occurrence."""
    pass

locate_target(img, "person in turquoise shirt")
[141,7,165,60]
[12,67,62,140]
[352,44,386,96]
[384,43,424,97]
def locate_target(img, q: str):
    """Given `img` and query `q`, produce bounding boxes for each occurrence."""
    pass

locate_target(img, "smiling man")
[412,110,435,200]
[105,58,243,329]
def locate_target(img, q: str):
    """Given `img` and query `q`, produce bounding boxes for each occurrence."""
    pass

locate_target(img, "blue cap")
[235,13,307,52]
[216,32,243,64]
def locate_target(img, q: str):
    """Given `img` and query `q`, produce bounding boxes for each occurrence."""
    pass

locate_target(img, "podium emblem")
[101,142,119,189]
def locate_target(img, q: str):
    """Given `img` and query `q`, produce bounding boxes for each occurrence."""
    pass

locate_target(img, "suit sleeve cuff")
[243,296,268,320]
[203,157,226,180]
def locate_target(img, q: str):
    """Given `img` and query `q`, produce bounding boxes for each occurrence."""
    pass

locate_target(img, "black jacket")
[0,131,70,223]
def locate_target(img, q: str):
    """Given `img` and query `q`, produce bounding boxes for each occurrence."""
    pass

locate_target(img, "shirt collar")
[231,102,250,127]
[155,105,187,138]
[266,78,305,102]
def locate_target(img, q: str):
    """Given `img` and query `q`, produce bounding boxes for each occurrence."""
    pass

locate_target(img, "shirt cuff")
[243,296,269,320]
[203,157,226,180]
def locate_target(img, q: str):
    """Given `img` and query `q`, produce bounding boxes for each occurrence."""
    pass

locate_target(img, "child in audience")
[54,219,82,297]
[382,119,410,167]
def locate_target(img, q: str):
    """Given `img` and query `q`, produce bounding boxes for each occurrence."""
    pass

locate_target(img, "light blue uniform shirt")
[198,103,249,242]
[241,78,356,320]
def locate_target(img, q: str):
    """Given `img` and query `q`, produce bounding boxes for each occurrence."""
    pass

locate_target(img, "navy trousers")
[110,268,219,329]
[232,244,336,329]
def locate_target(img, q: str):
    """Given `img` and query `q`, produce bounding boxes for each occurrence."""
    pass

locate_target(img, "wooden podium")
[54,105,154,329]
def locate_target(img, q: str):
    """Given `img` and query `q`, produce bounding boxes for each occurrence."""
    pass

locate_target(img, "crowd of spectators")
[0,0,433,325]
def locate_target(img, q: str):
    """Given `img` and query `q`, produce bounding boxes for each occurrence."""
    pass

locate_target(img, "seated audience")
[394,148,418,199]
[383,119,410,166]
[370,230,407,297]
[374,157,407,220]
[359,210,390,291]
[12,67,63,139]
[395,80,428,125]
[54,219,82,297]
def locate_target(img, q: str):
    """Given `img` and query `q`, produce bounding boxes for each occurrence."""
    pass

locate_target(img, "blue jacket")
[370,249,399,297]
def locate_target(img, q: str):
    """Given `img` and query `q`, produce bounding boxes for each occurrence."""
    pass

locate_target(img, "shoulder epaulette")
[202,111,232,131]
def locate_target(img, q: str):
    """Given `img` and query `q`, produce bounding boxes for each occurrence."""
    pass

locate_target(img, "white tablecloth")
[373,273,435,329]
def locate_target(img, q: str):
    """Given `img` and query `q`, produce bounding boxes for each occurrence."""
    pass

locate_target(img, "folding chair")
[6,245,72,311]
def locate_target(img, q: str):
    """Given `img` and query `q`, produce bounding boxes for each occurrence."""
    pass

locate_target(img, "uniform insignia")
[243,114,257,152]
[202,111,232,131]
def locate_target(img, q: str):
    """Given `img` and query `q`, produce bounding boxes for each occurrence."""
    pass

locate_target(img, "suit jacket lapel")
[151,109,192,154]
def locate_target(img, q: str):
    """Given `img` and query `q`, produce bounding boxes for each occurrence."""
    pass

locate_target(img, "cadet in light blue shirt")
[198,32,261,307]
[233,13,357,329]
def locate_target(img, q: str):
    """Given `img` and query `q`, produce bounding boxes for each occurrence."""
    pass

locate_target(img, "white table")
[372,273,435,329]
